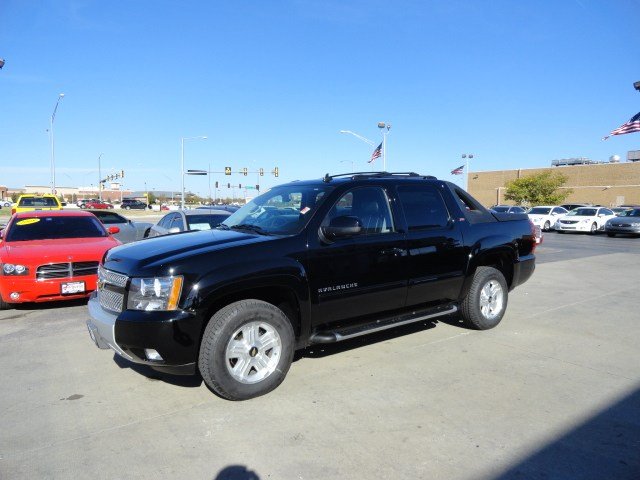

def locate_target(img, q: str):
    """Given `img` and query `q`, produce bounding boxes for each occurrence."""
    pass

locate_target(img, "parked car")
[10,194,62,215]
[81,199,113,210]
[88,210,153,244]
[605,208,640,237]
[146,209,232,238]
[490,205,527,214]
[527,206,568,231]
[559,203,591,212]
[88,172,537,400]
[0,210,120,309]
[611,207,631,215]
[120,199,148,210]
[554,207,616,234]
[1,200,13,207]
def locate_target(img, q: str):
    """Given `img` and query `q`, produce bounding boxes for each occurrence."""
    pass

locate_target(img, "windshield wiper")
[230,224,271,235]
[215,224,231,230]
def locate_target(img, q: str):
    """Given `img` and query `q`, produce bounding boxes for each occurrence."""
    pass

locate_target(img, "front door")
[306,186,408,326]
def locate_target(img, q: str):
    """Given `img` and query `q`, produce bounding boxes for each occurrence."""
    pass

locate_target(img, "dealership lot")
[0,233,639,479]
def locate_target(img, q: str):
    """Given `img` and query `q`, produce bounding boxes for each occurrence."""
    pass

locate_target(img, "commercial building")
[468,155,640,207]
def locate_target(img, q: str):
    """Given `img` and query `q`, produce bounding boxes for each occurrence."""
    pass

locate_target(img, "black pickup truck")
[87,172,536,400]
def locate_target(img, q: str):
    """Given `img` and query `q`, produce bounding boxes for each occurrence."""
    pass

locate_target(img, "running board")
[309,305,458,344]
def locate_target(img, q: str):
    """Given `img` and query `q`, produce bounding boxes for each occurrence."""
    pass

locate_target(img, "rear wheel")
[198,299,295,401]
[460,267,508,330]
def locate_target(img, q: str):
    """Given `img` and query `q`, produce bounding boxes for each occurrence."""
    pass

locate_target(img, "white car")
[528,205,568,232]
[554,206,616,234]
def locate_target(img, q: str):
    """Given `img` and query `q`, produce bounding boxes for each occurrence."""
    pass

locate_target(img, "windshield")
[492,206,509,212]
[6,216,107,241]
[567,208,597,217]
[529,207,551,214]
[221,184,333,235]
[618,209,640,217]
[187,214,230,230]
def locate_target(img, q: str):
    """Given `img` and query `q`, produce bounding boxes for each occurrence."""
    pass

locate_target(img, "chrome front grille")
[36,261,99,280]
[99,288,125,313]
[97,266,129,313]
[98,265,128,288]
[560,220,579,225]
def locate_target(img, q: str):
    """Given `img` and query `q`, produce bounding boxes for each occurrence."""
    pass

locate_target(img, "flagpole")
[378,122,391,171]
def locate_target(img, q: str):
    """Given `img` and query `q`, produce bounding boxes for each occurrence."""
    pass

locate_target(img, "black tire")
[589,222,598,234]
[198,299,295,401]
[543,221,550,232]
[125,206,131,210]
[460,266,508,330]
[556,230,565,234]
[606,233,615,238]
[0,293,11,310]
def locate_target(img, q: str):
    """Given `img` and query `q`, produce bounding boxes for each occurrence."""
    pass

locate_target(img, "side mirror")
[107,226,120,234]
[320,215,362,243]
[168,227,180,234]
[0,229,4,239]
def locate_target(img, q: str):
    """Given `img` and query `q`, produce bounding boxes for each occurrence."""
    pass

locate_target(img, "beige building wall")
[467,162,640,207]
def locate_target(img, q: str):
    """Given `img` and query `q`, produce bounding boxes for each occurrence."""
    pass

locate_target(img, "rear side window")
[397,185,450,230]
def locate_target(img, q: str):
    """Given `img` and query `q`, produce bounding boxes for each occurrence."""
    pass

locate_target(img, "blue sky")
[1,0,639,196]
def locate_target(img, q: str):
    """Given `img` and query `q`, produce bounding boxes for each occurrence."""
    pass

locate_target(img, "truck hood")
[103,228,274,275]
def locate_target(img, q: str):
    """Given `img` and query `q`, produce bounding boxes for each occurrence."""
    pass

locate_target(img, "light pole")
[181,136,207,210]
[377,122,391,171]
[50,93,65,194]
[462,153,474,191]
[97,153,103,200]
[339,130,375,172]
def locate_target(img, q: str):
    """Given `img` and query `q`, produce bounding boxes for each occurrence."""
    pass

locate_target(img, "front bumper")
[87,293,200,375]
[0,275,96,304]
[554,222,594,232]
[605,224,640,234]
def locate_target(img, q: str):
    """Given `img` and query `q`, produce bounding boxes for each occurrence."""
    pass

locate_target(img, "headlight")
[127,276,183,311]
[581,219,591,223]
[1,263,29,275]
[631,222,640,227]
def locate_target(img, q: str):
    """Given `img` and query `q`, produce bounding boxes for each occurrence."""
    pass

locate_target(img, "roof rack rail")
[323,171,437,182]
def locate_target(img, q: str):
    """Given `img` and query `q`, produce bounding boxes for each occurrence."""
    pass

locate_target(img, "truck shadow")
[296,319,439,360]
[112,354,203,387]
[10,298,88,310]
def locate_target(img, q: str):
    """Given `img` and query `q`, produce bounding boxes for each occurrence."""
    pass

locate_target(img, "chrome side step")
[310,305,458,344]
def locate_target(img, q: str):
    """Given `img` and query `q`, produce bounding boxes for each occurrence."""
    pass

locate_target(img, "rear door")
[396,183,466,307]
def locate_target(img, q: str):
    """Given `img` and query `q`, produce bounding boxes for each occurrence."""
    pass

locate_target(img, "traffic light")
[259,168,264,177]
[215,181,219,188]
[274,167,279,177]
[239,184,242,189]
[255,184,260,191]
[121,170,125,178]
[242,167,248,176]
[227,183,231,189]
[225,167,231,175]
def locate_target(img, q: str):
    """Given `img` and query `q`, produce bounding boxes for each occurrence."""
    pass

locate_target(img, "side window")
[512,207,525,213]
[397,185,450,230]
[158,214,174,228]
[171,215,185,231]
[323,187,395,235]
[601,209,613,216]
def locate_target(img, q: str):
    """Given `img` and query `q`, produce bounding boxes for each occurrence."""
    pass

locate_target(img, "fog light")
[144,349,163,361]
[10,292,20,300]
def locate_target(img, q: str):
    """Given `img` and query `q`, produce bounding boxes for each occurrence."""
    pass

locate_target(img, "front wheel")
[460,266,508,330]
[607,232,616,237]
[0,294,11,310]
[198,299,295,401]
[543,221,550,232]
[589,222,598,234]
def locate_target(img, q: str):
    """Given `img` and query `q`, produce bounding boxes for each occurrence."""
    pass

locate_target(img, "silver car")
[146,209,232,238]
[605,208,640,237]
[88,210,153,244]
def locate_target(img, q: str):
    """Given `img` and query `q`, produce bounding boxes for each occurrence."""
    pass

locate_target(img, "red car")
[82,200,113,209]
[0,211,121,309]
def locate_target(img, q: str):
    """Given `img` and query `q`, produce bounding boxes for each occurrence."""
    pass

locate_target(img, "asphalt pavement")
[0,232,639,479]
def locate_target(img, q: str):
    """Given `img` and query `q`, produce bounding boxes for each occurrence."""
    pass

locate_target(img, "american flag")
[368,142,382,163]
[450,164,464,175]
[603,111,640,140]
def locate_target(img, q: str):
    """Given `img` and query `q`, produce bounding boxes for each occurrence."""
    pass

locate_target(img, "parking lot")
[0,232,639,480]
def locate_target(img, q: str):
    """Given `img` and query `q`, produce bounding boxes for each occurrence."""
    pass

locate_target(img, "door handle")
[380,247,405,257]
